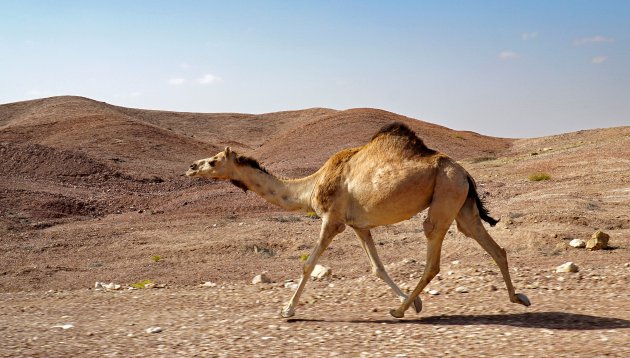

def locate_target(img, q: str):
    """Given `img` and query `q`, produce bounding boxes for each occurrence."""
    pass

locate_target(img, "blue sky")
[1,1,628,137]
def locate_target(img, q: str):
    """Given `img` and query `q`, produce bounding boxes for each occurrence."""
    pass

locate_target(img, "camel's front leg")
[281,217,345,318]
[353,228,422,313]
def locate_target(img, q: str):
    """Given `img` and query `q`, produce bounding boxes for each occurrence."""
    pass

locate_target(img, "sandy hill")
[0,96,514,225]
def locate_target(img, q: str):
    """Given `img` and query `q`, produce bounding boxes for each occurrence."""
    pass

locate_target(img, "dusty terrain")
[0,96,629,357]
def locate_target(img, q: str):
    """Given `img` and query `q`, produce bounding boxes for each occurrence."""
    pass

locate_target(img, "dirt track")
[1,96,629,356]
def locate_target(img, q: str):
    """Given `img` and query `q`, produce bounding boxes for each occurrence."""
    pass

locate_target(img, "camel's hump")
[371,122,437,156]
[371,122,418,141]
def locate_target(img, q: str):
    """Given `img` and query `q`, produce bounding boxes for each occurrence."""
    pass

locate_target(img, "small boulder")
[310,264,332,279]
[556,262,579,273]
[94,282,122,291]
[569,239,586,248]
[252,273,272,284]
[145,326,163,334]
[455,286,469,293]
[586,230,609,250]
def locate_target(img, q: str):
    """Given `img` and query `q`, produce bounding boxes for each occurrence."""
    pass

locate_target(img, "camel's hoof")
[412,296,423,313]
[389,308,405,319]
[515,293,531,307]
[280,305,295,318]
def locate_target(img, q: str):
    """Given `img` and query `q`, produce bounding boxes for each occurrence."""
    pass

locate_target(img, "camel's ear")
[224,146,232,157]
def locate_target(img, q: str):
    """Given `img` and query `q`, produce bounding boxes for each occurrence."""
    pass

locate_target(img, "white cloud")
[180,62,191,69]
[591,56,608,64]
[499,51,519,60]
[574,36,614,46]
[522,32,538,41]
[168,78,186,85]
[129,91,142,97]
[198,73,222,85]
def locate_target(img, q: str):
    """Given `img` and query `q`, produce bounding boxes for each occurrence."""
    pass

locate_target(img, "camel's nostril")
[190,164,197,170]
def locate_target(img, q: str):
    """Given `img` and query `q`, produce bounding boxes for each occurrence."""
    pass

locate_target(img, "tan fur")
[186,123,530,318]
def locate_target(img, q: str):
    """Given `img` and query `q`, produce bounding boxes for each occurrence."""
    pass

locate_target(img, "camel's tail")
[466,175,499,226]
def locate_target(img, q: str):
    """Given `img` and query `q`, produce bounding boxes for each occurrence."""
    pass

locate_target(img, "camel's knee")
[424,266,440,281]
[422,219,435,237]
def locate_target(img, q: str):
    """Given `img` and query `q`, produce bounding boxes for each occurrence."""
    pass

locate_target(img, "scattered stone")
[569,239,586,248]
[401,258,416,265]
[427,289,440,296]
[451,260,461,265]
[94,282,122,291]
[489,284,498,291]
[252,273,272,284]
[455,286,469,293]
[310,264,332,279]
[201,281,217,288]
[284,280,298,290]
[586,230,609,250]
[554,241,569,252]
[52,324,74,330]
[145,326,162,334]
[556,262,579,273]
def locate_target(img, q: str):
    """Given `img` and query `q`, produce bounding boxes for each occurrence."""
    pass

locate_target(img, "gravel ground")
[2,261,629,357]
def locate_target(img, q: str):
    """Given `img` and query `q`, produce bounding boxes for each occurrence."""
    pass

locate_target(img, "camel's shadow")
[288,312,630,330]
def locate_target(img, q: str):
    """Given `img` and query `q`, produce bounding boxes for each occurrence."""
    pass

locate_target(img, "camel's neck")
[231,165,317,212]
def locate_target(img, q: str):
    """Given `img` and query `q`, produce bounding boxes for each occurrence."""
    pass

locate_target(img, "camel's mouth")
[185,168,197,177]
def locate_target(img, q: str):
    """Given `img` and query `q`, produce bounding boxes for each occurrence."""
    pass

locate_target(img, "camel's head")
[186,147,236,179]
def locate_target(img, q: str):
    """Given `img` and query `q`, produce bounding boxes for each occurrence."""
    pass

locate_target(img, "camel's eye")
[190,163,197,170]
[209,159,217,167]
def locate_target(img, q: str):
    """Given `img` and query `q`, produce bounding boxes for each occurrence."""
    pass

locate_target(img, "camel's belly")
[346,181,433,228]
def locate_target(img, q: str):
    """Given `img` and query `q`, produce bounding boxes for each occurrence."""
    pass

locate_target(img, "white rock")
[428,289,440,296]
[310,264,332,279]
[556,262,579,273]
[95,282,122,290]
[569,239,586,248]
[202,281,217,288]
[52,324,74,330]
[455,286,469,293]
[252,273,271,284]
[284,281,298,290]
[145,326,162,334]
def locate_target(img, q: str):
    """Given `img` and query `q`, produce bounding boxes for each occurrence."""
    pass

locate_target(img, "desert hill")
[0,96,513,225]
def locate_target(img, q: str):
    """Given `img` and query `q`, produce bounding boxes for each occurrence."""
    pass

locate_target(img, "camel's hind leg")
[390,204,458,318]
[353,228,422,313]
[456,197,531,307]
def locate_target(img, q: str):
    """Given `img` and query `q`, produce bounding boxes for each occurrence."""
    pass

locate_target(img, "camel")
[186,122,531,318]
